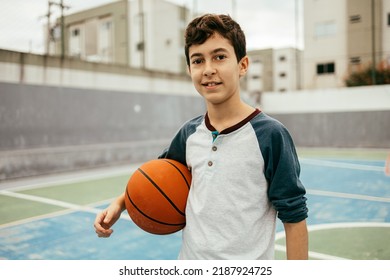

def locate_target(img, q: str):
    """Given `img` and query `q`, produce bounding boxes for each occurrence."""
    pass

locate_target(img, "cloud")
[0,0,47,52]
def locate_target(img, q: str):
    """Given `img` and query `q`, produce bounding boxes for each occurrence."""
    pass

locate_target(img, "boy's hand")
[94,208,117,237]
[94,193,126,238]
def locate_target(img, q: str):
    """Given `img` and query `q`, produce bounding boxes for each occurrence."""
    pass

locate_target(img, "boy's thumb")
[103,214,111,225]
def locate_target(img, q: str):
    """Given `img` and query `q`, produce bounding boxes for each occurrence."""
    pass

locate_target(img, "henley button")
[212,146,217,151]
[208,161,213,167]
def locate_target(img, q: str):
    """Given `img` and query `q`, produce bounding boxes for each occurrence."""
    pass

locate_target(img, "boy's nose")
[203,61,216,76]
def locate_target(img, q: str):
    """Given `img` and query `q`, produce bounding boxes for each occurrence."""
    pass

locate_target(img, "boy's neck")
[206,100,255,132]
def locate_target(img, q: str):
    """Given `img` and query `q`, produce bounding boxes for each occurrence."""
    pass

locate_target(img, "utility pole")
[60,0,66,59]
[138,0,145,69]
[295,0,301,90]
[46,1,53,55]
[40,1,54,55]
[49,0,70,59]
[371,0,376,85]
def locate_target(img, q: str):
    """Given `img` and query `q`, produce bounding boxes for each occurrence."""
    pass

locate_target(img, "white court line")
[0,164,138,229]
[0,164,139,192]
[307,189,390,203]
[306,222,390,231]
[274,244,349,260]
[275,222,390,260]
[300,158,384,172]
[0,190,102,215]
[0,190,132,229]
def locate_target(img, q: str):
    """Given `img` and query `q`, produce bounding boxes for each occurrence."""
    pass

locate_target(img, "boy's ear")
[186,65,191,76]
[239,56,249,78]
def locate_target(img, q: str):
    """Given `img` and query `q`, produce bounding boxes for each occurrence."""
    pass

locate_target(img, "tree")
[345,60,390,87]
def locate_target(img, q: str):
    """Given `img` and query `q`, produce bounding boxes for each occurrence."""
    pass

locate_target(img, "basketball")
[124,159,191,235]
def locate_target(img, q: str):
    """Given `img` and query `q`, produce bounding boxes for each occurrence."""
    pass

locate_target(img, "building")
[245,48,302,103]
[303,0,390,89]
[50,0,190,74]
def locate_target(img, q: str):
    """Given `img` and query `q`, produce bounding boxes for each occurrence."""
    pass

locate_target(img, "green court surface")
[275,224,390,260]
[0,174,129,225]
[296,147,389,160]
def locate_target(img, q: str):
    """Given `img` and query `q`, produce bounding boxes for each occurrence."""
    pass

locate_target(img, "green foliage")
[345,62,390,87]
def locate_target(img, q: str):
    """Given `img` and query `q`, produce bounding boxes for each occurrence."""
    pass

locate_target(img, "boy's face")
[187,33,248,106]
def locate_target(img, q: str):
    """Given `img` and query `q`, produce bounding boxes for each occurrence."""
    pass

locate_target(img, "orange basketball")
[124,159,191,235]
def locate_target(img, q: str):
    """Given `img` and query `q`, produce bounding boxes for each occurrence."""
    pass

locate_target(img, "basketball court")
[1,148,389,260]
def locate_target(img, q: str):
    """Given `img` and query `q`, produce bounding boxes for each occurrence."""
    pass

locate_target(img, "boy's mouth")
[202,81,222,87]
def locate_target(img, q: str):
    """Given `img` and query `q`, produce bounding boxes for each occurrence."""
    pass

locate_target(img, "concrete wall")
[270,110,390,148]
[261,85,390,148]
[0,49,196,95]
[0,82,204,180]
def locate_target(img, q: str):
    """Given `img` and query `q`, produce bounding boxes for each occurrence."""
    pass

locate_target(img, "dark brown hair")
[184,14,247,66]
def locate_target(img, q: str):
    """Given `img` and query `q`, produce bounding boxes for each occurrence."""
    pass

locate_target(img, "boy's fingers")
[94,211,111,232]
[96,228,113,238]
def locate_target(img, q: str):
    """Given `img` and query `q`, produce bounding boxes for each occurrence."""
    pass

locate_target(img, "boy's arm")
[283,219,308,260]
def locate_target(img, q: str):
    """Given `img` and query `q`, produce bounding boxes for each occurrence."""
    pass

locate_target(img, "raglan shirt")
[159,109,308,260]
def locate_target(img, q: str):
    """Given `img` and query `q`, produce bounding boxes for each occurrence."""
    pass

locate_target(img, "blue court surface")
[0,149,389,260]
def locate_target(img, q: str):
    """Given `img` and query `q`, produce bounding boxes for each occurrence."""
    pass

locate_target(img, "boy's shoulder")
[185,114,205,126]
[250,111,287,131]
[250,111,295,147]
[175,114,205,139]
[180,114,205,130]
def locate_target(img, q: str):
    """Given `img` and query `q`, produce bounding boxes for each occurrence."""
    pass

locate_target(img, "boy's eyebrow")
[190,48,229,59]
[211,48,229,54]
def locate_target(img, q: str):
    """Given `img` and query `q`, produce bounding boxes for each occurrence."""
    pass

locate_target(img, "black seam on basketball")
[161,159,191,190]
[137,168,186,216]
[126,187,185,227]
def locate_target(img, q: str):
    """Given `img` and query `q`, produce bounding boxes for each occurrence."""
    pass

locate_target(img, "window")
[99,18,113,62]
[101,21,112,30]
[388,13,390,26]
[137,42,144,51]
[315,21,336,37]
[279,72,286,78]
[69,26,82,57]
[279,56,286,62]
[49,24,61,41]
[317,62,335,75]
[72,28,80,37]
[350,57,361,64]
[349,15,361,23]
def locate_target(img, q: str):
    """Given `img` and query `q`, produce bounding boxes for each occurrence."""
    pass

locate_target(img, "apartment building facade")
[245,48,302,102]
[303,0,390,89]
[50,0,190,74]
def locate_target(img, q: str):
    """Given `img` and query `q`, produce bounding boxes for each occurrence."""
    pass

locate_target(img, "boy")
[94,14,308,260]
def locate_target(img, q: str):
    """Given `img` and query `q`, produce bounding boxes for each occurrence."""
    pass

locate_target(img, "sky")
[0,0,303,54]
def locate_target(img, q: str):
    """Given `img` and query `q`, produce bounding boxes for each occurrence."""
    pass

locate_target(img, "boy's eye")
[192,58,203,64]
[215,54,226,61]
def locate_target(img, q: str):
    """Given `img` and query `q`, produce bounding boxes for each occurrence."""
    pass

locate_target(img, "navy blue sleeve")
[158,115,203,167]
[251,113,308,223]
